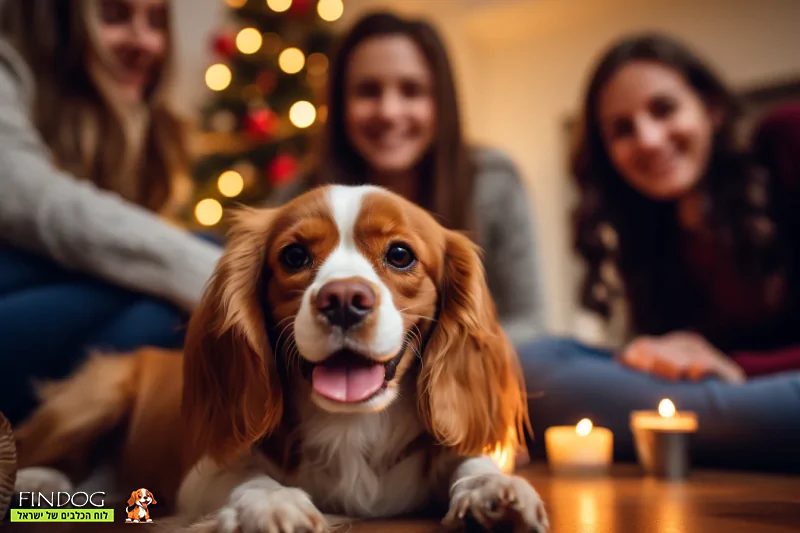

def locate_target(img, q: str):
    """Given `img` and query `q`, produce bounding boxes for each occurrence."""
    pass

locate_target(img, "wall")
[169,0,800,340]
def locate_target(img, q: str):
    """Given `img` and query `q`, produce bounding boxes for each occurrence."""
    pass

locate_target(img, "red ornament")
[289,0,313,16]
[212,32,236,58]
[244,108,278,140]
[268,154,298,185]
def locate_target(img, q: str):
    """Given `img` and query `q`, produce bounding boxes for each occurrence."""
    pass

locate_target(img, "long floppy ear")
[418,230,530,459]
[182,208,282,466]
[127,492,137,507]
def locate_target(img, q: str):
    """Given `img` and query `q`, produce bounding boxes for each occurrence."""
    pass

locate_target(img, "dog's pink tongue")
[312,360,385,403]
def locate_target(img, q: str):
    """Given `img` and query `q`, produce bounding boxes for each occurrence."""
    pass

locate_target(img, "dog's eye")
[385,243,416,270]
[280,244,311,270]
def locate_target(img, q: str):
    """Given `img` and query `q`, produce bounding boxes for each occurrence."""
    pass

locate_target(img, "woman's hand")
[618,331,746,384]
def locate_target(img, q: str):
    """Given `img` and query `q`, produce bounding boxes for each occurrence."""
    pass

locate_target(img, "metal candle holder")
[630,405,698,481]
[632,426,692,479]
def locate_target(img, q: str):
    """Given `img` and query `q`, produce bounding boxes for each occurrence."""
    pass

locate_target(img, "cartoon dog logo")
[125,488,157,523]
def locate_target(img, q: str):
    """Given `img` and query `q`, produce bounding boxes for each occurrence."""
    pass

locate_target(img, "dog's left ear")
[417,230,529,458]
[182,208,283,466]
[149,492,157,505]
[127,492,137,507]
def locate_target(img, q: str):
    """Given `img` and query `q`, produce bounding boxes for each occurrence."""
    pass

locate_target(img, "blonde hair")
[0,0,191,214]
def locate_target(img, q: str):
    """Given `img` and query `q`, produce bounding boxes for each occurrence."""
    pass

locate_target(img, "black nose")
[315,280,376,330]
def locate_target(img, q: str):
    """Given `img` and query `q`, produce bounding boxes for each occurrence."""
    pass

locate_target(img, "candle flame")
[658,398,676,418]
[575,418,593,437]
[484,427,517,473]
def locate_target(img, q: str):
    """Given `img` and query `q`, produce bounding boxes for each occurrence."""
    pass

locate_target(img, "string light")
[236,27,263,54]
[289,100,316,128]
[217,170,244,198]
[317,0,343,22]
[225,0,247,7]
[195,199,223,226]
[205,64,232,91]
[266,0,291,12]
[278,47,305,74]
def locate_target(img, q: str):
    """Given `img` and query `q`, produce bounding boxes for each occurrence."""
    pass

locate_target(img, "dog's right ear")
[182,207,283,466]
[127,492,137,507]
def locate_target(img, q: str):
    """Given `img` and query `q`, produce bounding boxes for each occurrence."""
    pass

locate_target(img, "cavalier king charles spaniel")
[12,184,548,532]
[176,184,547,532]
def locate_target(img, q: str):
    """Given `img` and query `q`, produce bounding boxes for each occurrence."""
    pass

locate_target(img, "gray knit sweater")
[267,149,548,346]
[0,39,223,311]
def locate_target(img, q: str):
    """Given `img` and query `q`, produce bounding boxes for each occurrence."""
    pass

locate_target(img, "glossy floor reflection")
[4,464,799,532]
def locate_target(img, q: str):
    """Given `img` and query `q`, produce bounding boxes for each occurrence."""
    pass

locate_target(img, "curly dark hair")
[571,33,789,340]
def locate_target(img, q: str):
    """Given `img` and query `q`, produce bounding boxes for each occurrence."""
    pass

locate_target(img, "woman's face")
[597,60,716,201]
[344,35,436,175]
[90,0,169,103]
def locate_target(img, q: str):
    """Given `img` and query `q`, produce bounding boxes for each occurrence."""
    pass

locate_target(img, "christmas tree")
[181,0,343,233]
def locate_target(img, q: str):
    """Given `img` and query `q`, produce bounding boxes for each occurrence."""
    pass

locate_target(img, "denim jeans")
[519,337,800,472]
[0,236,222,425]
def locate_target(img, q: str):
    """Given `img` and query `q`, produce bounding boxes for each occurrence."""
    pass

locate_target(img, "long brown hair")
[571,33,787,341]
[313,11,476,233]
[0,0,190,213]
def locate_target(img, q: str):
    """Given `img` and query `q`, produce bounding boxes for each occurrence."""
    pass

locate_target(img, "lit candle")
[630,399,698,432]
[544,418,613,476]
[629,399,699,479]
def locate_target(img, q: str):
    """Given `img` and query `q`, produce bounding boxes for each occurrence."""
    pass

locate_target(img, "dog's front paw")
[215,486,327,533]
[14,467,73,508]
[443,473,549,533]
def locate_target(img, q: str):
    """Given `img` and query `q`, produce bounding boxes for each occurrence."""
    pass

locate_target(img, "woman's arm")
[475,149,547,347]
[0,52,222,311]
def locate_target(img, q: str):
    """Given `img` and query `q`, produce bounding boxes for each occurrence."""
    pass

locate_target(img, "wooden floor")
[5,463,799,532]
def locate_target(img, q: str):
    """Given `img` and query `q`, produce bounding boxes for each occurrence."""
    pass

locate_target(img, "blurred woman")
[0,0,221,424]
[521,32,800,471]
[273,11,547,347]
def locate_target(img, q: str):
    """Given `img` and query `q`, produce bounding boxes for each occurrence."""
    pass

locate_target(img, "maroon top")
[691,103,800,377]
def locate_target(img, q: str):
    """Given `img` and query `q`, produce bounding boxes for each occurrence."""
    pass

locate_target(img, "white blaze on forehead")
[293,185,405,361]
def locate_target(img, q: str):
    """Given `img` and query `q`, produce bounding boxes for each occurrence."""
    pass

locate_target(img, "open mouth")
[304,343,408,404]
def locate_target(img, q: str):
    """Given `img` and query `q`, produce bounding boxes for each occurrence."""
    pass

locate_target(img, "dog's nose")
[315,280,375,330]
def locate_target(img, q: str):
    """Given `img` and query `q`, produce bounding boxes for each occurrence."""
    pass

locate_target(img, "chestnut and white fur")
[176,185,548,532]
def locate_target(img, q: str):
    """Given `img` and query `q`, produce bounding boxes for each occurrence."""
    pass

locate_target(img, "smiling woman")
[270,11,548,349]
[0,0,222,425]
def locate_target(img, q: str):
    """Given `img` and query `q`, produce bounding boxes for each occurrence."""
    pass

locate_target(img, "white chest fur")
[268,393,448,518]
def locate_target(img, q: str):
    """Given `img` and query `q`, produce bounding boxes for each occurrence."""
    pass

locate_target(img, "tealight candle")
[545,418,613,476]
[630,399,699,479]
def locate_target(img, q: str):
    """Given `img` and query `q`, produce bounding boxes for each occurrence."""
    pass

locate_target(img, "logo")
[11,491,113,523]
[125,488,157,524]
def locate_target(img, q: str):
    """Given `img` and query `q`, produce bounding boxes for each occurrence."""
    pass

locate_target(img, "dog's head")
[182,185,528,464]
[127,488,156,508]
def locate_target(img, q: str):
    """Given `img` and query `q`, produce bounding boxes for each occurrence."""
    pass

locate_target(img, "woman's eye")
[385,243,416,270]
[650,96,677,119]
[280,244,311,270]
[609,117,634,139]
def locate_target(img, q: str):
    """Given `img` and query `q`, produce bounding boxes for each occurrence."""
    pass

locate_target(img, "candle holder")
[545,418,613,476]
[630,399,698,480]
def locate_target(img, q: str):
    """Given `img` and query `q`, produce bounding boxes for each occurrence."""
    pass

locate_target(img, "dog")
[12,185,548,532]
[175,184,548,532]
[126,488,157,523]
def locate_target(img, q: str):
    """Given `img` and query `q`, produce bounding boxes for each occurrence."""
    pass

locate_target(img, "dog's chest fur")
[261,390,451,518]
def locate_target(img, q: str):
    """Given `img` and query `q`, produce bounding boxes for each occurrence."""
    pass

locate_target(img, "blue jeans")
[0,238,221,426]
[519,337,800,472]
